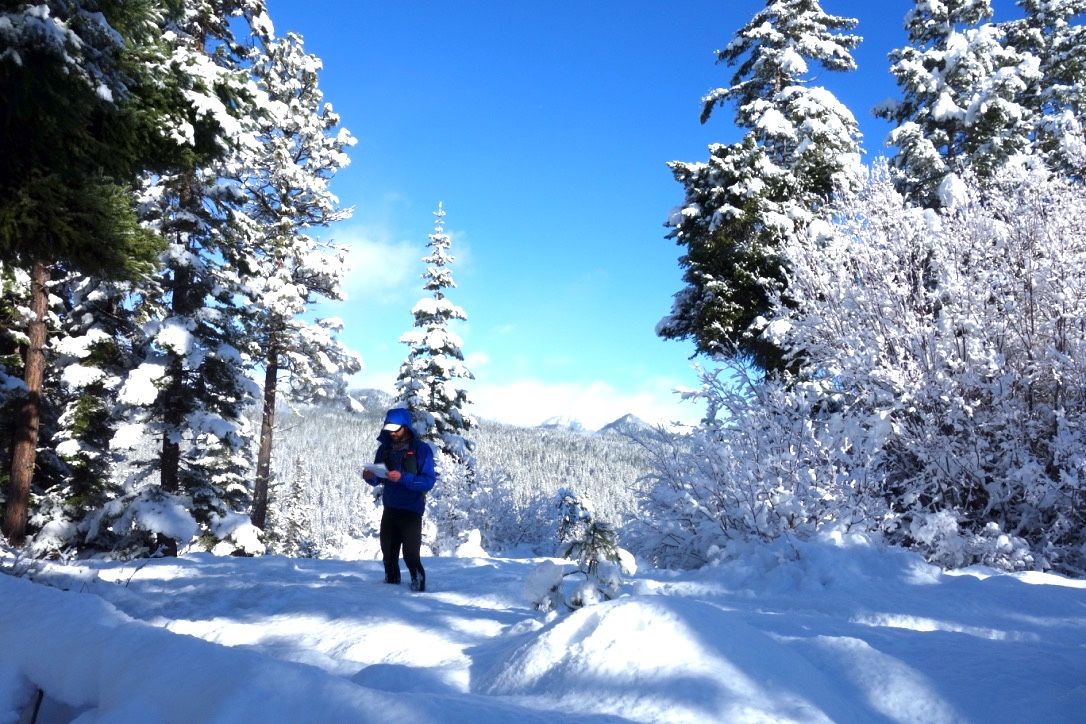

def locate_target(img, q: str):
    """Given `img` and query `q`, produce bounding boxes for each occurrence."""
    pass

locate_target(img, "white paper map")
[363,463,389,477]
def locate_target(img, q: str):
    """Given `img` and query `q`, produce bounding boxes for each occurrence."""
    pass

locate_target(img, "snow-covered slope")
[2,535,1084,722]
[596,413,653,437]
[537,415,588,433]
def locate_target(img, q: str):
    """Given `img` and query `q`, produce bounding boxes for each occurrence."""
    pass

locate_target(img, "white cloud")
[465,351,490,369]
[443,227,472,272]
[465,377,702,431]
[336,225,420,305]
[347,367,398,399]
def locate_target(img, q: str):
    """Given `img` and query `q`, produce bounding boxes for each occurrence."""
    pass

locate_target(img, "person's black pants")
[380,507,424,584]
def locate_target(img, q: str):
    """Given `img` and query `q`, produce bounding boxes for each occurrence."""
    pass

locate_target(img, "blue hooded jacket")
[364,408,436,515]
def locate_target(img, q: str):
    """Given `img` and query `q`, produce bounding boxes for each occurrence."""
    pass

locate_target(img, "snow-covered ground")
[2,535,1084,723]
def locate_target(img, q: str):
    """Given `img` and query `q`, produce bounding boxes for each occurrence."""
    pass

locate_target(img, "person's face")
[389,426,409,441]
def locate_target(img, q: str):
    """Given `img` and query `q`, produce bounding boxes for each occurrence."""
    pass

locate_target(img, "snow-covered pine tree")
[0,1,188,546]
[234,31,361,532]
[557,489,618,573]
[554,488,624,607]
[28,275,147,555]
[267,456,318,557]
[876,0,1034,207]
[1003,0,1086,178]
[395,204,476,462]
[660,0,863,372]
[109,0,276,556]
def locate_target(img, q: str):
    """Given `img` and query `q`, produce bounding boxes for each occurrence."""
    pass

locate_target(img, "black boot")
[383,558,401,584]
[410,571,426,592]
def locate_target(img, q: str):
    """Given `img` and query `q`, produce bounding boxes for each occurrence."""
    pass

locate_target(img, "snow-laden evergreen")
[236,30,361,531]
[0,0,174,546]
[1004,0,1086,178]
[27,276,145,556]
[660,0,863,370]
[102,2,277,556]
[876,0,1035,207]
[395,204,476,461]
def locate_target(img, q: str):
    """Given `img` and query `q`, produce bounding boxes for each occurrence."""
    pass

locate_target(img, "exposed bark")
[250,342,279,529]
[3,260,50,546]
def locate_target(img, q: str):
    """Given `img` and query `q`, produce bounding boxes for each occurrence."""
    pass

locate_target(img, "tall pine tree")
[1004,0,1086,178]
[660,0,862,372]
[876,0,1033,206]
[238,31,360,531]
[395,204,475,462]
[0,0,176,545]
[110,0,275,555]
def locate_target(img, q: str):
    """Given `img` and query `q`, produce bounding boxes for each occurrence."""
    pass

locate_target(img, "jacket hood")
[377,407,415,443]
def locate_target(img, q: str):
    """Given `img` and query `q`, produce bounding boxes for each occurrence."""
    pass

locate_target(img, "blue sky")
[264,1,1020,429]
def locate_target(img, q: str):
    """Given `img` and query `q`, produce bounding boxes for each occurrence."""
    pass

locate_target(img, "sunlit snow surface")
[2,537,1084,723]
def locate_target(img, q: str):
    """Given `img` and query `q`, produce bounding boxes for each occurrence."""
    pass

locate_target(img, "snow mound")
[480,595,851,722]
[0,573,605,723]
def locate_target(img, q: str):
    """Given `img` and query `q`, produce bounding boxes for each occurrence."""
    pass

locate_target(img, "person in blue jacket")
[362,408,436,591]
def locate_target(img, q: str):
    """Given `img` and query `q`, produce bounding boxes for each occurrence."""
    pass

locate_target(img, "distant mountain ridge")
[349,388,652,437]
[538,413,654,436]
[348,388,396,413]
[538,415,588,434]
[597,413,653,437]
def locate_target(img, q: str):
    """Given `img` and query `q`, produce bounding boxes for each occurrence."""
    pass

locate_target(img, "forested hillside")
[267,394,652,556]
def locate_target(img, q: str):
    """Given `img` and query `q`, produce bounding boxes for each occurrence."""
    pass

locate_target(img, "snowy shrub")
[553,489,627,607]
[524,559,576,613]
[638,162,1086,575]
[785,162,1086,573]
[908,512,1038,572]
[78,485,200,559]
[524,556,627,614]
[629,365,887,569]
[471,469,555,554]
[426,450,477,555]
[453,529,487,557]
[209,512,266,556]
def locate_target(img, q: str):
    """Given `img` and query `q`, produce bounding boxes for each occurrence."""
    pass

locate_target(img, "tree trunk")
[156,310,186,557]
[3,260,50,546]
[250,343,279,529]
[156,175,196,557]
[159,356,184,495]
